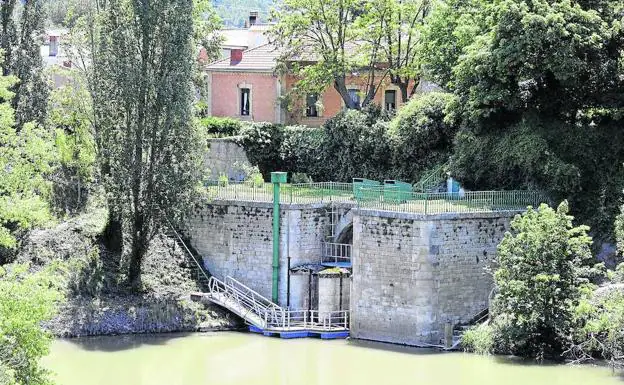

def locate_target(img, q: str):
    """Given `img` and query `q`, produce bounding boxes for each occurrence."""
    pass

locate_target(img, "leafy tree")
[615,204,624,259]
[270,0,382,109]
[0,69,56,257]
[46,71,96,214]
[0,0,49,128]
[420,0,624,240]
[571,285,624,367]
[212,0,273,27]
[92,0,206,289]
[0,263,65,385]
[46,0,95,27]
[358,0,431,102]
[491,202,596,359]
[389,92,457,182]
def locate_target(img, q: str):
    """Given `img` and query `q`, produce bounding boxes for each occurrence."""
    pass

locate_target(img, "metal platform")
[193,276,349,340]
[248,325,349,340]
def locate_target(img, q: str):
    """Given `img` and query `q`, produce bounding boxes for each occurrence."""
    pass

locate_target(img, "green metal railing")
[204,180,547,215]
[416,164,448,193]
[204,181,354,204]
[355,189,548,215]
[205,180,274,202]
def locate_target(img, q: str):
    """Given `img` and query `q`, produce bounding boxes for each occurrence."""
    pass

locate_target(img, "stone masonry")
[186,197,518,346]
[350,210,516,346]
[205,138,252,181]
[185,200,333,307]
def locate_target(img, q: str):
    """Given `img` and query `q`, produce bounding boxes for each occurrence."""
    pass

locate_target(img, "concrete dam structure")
[185,180,543,346]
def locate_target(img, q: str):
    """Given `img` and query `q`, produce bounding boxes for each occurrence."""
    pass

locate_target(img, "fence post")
[424,192,429,215]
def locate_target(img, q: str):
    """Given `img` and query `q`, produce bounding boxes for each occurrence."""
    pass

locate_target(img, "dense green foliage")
[476,202,598,359]
[571,285,624,365]
[200,116,243,137]
[0,263,65,385]
[419,0,624,240]
[46,74,96,214]
[236,95,456,184]
[92,0,206,288]
[212,0,272,27]
[390,92,458,182]
[0,72,56,255]
[0,0,49,127]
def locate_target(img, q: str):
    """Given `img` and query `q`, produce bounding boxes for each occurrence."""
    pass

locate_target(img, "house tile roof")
[205,43,280,72]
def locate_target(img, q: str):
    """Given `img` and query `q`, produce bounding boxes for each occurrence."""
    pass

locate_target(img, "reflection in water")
[44,332,621,385]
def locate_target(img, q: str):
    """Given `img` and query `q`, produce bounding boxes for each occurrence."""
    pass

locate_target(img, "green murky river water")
[44,332,622,385]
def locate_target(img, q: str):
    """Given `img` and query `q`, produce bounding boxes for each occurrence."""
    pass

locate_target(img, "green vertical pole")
[271,172,287,303]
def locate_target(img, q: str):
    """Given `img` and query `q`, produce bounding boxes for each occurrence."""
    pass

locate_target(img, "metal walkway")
[192,276,349,339]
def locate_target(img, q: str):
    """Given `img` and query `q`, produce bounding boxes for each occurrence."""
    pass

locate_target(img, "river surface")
[45,332,622,385]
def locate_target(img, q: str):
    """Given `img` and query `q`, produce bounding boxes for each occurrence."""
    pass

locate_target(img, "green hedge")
[234,97,458,183]
[200,117,243,137]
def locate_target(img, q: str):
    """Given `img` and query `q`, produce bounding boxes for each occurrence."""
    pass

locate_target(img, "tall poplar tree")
[93,0,204,288]
[0,0,48,127]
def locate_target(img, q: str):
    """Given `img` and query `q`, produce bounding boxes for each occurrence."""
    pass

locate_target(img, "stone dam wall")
[185,200,344,308]
[351,210,514,346]
[185,199,517,346]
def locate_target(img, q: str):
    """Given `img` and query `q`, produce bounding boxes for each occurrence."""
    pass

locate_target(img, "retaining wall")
[350,210,515,346]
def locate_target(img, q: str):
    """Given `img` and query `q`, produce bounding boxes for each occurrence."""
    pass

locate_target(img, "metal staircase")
[164,218,211,291]
[446,308,490,350]
[194,275,350,339]
[164,217,349,339]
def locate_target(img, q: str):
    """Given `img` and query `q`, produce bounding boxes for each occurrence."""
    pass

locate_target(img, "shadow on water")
[64,332,202,352]
[493,353,624,381]
[346,338,444,356]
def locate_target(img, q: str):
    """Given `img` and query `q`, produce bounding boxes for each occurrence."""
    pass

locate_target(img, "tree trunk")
[398,82,409,103]
[334,77,358,109]
[128,210,146,290]
[102,208,123,253]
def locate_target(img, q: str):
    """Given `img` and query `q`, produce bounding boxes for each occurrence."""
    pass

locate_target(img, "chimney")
[49,35,59,57]
[248,11,258,27]
[230,49,243,65]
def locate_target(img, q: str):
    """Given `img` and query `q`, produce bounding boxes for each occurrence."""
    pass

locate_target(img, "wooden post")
[444,322,453,349]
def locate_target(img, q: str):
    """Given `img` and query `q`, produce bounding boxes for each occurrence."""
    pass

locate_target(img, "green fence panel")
[353,178,382,201]
[383,180,413,203]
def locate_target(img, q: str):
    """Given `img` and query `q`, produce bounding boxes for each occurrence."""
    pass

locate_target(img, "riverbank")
[16,203,241,337]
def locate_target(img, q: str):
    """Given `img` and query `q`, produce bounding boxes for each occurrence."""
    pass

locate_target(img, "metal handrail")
[224,276,281,309]
[163,217,211,283]
[321,242,352,264]
[205,274,350,331]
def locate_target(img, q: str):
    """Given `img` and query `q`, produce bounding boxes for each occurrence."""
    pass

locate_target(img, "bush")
[236,122,285,180]
[0,263,65,385]
[321,109,393,182]
[200,117,243,137]
[490,201,599,359]
[571,285,624,366]
[280,126,326,180]
[390,92,458,182]
[462,323,494,355]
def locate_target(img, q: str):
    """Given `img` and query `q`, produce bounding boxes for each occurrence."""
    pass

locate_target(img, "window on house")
[384,90,397,110]
[347,88,361,108]
[306,94,319,117]
[240,88,250,116]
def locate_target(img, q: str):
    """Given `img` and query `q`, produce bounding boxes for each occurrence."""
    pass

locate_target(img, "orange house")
[204,41,427,126]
